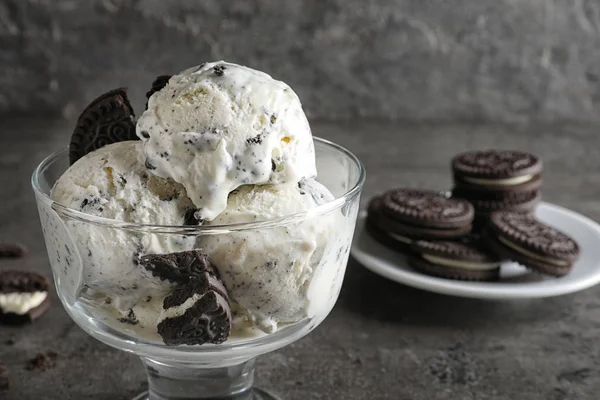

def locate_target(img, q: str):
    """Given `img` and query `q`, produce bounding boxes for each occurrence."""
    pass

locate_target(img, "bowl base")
[132,387,280,400]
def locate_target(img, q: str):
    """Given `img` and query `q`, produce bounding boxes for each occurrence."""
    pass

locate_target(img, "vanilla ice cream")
[199,179,334,333]
[136,61,317,221]
[51,141,196,309]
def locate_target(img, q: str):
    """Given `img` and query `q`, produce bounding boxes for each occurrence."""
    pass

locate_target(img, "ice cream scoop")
[136,61,317,221]
[199,179,334,333]
[51,141,196,309]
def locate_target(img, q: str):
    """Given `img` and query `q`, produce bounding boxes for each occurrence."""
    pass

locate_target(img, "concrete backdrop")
[1,0,600,122]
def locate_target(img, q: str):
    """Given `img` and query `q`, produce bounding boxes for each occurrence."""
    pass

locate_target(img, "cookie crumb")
[26,352,58,372]
[0,243,27,259]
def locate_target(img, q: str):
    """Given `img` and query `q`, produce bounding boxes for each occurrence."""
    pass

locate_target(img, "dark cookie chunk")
[69,88,138,165]
[25,352,58,372]
[139,250,217,283]
[483,212,580,277]
[0,360,9,391]
[408,237,501,281]
[213,65,226,76]
[158,276,231,346]
[145,75,172,109]
[452,150,542,193]
[184,208,204,226]
[0,270,51,324]
[0,243,27,259]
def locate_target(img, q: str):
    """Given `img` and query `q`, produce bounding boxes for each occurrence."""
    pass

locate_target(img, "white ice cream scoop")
[136,61,317,221]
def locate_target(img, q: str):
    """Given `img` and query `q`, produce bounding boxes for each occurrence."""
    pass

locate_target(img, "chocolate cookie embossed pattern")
[69,88,138,165]
[367,189,474,251]
[484,212,580,277]
[452,150,542,191]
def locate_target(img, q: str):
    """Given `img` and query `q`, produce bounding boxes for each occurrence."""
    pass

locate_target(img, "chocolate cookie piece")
[452,150,542,193]
[483,212,580,277]
[0,360,9,391]
[145,75,172,109]
[158,271,231,346]
[408,237,501,281]
[0,270,50,324]
[69,88,137,165]
[25,352,58,371]
[366,190,474,247]
[139,250,217,283]
[0,243,27,259]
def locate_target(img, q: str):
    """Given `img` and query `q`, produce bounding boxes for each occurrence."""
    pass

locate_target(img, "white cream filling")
[422,254,501,271]
[388,232,413,244]
[157,293,203,324]
[497,236,569,266]
[462,174,534,186]
[0,291,47,315]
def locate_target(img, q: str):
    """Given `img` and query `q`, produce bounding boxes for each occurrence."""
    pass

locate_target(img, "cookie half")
[408,238,501,281]
[452,150,542,193]
[0,270,51,324]
[141,250,232,345]
[157,271,231,346]
[69,88,138,165]
[483,212,580,277]
[367,189,474,244]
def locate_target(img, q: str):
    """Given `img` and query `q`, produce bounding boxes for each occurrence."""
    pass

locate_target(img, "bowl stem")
[133,356,279,399]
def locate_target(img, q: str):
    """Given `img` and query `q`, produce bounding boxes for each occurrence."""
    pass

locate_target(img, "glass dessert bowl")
[32,137,365,400]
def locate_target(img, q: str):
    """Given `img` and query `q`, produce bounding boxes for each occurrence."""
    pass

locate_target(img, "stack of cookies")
[451,150,543,227]
[365,149,581,282]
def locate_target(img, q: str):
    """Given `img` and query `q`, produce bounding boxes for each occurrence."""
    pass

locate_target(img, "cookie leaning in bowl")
[408,237,502,281]
[452,150,542,194]
[366,189,475,252]
[482,212,580,277]
[0,270,51,324]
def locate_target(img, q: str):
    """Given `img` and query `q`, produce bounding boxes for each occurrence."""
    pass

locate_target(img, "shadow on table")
[338,257,578,329]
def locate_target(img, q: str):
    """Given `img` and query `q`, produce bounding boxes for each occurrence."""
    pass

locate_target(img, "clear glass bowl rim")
[31,137,366,235]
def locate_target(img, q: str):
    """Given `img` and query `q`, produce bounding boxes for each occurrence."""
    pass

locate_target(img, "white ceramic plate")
[350,202,600,299]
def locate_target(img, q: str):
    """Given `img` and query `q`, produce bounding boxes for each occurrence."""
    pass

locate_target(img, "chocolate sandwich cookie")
[141,250,232,345]
[452,150,542,193]
[483,212,580,277]
[453,188,541,215]
[69,88,138,165]
[408,238,502,281]
[0,270,50,324]
[157,271,231,346]
[367,189,475,250]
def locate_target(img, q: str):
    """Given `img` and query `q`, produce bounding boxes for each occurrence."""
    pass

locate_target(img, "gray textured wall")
[1,0,600,122]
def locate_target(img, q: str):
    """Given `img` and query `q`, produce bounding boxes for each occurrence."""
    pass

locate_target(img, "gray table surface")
[1,116,599,400]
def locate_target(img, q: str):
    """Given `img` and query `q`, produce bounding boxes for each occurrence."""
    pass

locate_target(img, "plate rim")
[350,202,600,299]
